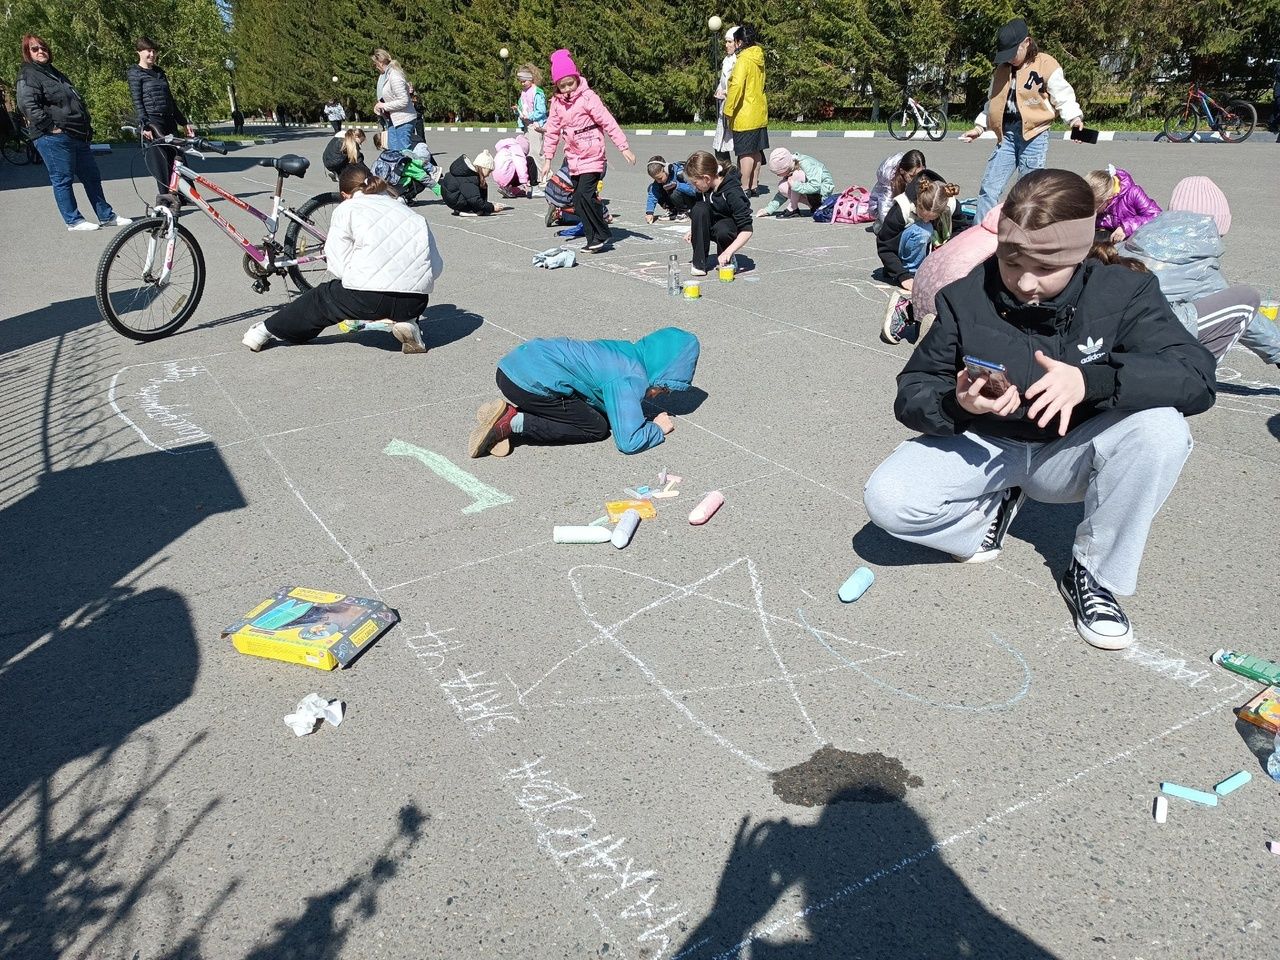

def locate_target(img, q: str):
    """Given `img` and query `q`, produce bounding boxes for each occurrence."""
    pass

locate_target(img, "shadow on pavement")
[672,786,1058,960]
[0,294,103,358]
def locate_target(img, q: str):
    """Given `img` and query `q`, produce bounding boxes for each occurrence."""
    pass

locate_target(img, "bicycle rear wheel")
[1217,100,1256,142]
[2,136,32,165]
[284,191,342,292]
[888,107,918,141]
[1163,105,1197,142]
[95,217,206,341]
[923,105,949,141]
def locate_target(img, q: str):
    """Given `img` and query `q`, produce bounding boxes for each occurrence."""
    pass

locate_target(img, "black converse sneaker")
[1059,558,1133,650]
[953,486,1025,563]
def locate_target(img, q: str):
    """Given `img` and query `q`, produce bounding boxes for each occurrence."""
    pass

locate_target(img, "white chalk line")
[703,692,1240,960]
[750,560,824,745]
[380,537,551,593]
[107,351,232,454]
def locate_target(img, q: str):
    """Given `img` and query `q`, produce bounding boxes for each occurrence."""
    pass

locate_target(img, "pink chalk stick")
[689,491,725,525]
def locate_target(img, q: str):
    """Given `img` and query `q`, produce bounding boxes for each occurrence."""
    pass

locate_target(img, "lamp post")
[498,47,512,125]
[224,57,237,116]
[707,15,722,75]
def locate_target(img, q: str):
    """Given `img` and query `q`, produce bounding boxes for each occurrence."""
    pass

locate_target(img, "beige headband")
[996,214,1096,268]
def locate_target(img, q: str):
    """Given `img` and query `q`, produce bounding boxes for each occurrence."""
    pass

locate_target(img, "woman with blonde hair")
[371,48,418,151]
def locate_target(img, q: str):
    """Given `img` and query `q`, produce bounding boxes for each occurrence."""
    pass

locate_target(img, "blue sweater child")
[468,327,700,458]
[645,157,698,223]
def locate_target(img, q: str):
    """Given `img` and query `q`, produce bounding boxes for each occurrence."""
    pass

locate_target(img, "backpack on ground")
[826,186,875,224]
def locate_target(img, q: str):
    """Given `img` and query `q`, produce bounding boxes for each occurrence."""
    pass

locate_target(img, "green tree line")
[4,0,1278,129]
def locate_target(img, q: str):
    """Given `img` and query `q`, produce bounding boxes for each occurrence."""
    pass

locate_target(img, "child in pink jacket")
[1087,165,1161,242]
[539,48,636,253]
[493,134,537,198]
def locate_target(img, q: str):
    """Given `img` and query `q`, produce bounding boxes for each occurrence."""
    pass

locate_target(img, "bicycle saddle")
[258,155,310,177]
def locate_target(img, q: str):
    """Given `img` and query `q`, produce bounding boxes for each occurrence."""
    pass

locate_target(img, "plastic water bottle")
[1268,731,1280,782]
[667,254,679,296]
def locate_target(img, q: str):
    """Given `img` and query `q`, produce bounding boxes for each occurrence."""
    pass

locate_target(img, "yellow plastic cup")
[682,281,701,299]
[1260,302,1279,322]
[718,264,736,282]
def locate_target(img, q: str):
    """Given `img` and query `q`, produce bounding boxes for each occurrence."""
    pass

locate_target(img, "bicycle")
[1163,84,1256,143]
[887,94,948,142]
[0,118,40,165]
[94,130,341,341]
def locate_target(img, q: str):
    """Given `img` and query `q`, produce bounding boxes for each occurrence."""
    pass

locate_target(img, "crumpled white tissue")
[284,693,346,737]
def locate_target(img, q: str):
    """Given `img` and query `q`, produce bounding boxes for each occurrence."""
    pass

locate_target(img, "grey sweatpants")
[863,408,1193,595]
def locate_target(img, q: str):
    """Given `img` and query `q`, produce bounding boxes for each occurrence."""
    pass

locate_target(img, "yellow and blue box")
[224,586,398,671]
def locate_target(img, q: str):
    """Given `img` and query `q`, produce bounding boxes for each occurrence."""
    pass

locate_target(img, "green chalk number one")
[385,439,514,515]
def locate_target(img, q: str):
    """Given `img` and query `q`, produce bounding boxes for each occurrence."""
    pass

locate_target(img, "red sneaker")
[468,399,517,458]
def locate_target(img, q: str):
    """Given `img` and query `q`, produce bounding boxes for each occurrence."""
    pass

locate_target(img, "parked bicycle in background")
[1163,82,1256,142]
[887,91,948,141]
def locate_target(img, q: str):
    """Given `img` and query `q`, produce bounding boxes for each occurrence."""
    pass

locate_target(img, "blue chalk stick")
[1213,770,1251,796]
[838,566,875,603]
[1160,782,1218,806]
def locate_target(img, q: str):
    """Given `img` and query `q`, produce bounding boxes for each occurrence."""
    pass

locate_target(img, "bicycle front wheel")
[284,191,342,292]
[1163,105,1197,142]
[2,136,32,165]
[1218,100,1256,142]
[95,217,206,341]
[923,105,949,141]
[888,107,917,141]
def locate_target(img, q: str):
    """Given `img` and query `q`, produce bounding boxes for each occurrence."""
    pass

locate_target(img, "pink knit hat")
[1169,176,1231,235]
[550,49,580,86]
[767,147,794,177]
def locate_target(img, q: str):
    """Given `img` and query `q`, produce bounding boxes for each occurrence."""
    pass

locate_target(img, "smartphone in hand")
[1069,126,1100,144]
[963,356,1014,399]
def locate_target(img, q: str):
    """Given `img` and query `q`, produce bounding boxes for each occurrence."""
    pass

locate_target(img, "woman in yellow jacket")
[723,24,768,195]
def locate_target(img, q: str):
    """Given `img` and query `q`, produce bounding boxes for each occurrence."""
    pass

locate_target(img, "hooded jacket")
[1096,168,1162,240]
[1118,211,1226,329]
[493,136,532,191]
[724,44,767,131]
[127,64,187,135]
[324,191,443,295]
[542,76,629,175]
[896,258,1215,443]
[498,328,701,454]
[16,61,92,139]
[876,169,952,284]
[761,153,836,215]
[322,133,362,176]
[910,203,1003,319]
[699,166,754,234]
[441,154,495,215]
[645,161,697,214]
[870,152,905,226]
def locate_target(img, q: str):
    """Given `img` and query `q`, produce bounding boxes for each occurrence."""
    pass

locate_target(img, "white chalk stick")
[611,509,641,549]
[553,525,612,544]
[1153,795,1168,824]
[689,491,724,525]
[838,567,874,603]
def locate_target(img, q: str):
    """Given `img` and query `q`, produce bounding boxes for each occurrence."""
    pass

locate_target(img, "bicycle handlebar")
[121,126,229,156]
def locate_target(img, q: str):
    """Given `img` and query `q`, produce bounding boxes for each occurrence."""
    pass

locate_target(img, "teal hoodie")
[498,327,700,453]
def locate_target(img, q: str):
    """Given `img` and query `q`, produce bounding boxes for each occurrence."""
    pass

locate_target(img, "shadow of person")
[421,303,484,349]
[850,522,953,567]
[647,386,709,417]
[0,295,103,359]
[673,787,1058,960]
[1269,413,1280,441]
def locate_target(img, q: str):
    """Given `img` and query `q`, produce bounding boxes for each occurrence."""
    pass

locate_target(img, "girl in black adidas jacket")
[864,169,1215,652]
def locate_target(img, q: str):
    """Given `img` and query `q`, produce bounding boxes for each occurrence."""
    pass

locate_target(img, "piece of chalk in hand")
[611,509,641,549]
[1159,782,1218,806]
[553,525,612,544]
[838,567,875,603]
[1153,795,1167,824]
[689,491,724,525]
[1213,770,1251,795]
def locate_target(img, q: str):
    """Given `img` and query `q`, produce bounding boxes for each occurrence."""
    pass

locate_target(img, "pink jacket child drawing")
[541,50,630,175]
[1094,166,1162,241]
[493,135,533,197]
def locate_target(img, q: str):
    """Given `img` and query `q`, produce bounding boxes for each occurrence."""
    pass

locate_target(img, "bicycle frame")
[1184,85,1224,127]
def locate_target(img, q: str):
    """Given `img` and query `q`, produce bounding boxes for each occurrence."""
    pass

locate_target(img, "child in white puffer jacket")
[243,164,444,354]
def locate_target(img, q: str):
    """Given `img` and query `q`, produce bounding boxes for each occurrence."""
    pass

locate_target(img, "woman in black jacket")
[682,150,753,276]
[863,169,1216,651]
[15,33,129,230]
[127,36,194,193]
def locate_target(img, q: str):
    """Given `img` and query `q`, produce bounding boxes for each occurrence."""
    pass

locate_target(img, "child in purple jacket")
[1087,165,1161,242]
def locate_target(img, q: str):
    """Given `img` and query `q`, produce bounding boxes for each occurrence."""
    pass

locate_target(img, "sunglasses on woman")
[29,44,48,52]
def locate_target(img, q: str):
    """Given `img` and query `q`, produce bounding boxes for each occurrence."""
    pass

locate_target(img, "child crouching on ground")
[323,128,365,181]
[757,148,835,217]
[876,170,958,291]
[493,135,539,198]
[242,164,443,354]
[442,150,511,216]
[871,149,926,232]
[1086,165,1161,242]
[863,169,1215,650]
[645,156,697,223]
[683,150,753,276]
[468,327,700,458]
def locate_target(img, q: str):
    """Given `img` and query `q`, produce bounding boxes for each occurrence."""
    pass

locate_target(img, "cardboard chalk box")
[224,586,398,670]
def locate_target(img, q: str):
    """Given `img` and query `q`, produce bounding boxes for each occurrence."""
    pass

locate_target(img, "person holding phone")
[863,169,1215,651]
[960,19,1084,220]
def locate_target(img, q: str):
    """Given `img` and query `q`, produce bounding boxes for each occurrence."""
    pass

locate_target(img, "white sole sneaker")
[242,321,273,352]
[68,221,100,231]
[391,321,427,354]
[104,216,133,227]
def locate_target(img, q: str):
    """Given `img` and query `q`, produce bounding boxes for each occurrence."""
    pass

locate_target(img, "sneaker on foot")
[103,215,133,226]
[68,221,99,231]
[391,320,427,354]
[469,399,517,458]
[1059,558,1133,649]
[880,294,916,345]
[689,265,708,277]
[242,321,274,352]
[457,211,480,218]
[953,487,1025,563]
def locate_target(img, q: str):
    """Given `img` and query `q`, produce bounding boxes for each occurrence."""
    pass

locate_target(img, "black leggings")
[689,200,743,271]
[496,369,610,445]
[264,280,429,344]
[145,143,178,194]
[571,171,610,246]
